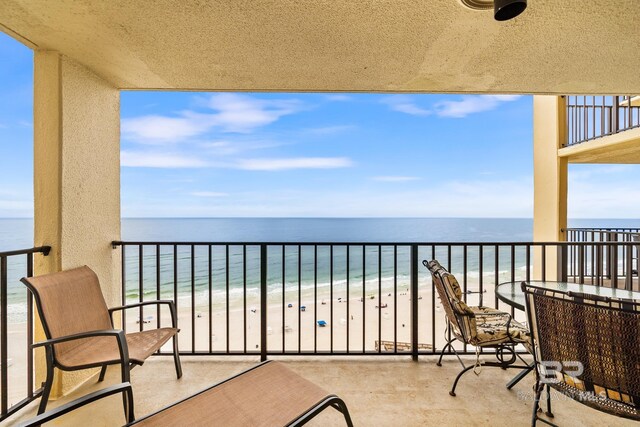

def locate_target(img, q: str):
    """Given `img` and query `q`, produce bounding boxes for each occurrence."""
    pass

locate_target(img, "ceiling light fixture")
[460,0,527,21]
[494,0,527,21]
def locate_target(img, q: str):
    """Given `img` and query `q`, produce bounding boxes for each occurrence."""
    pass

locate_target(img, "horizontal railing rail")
[565,95,640,146]
[112,240,639,361]
[0,246,51,422]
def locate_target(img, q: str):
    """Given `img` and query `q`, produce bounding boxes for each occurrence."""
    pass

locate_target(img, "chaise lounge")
[18,360,354,427]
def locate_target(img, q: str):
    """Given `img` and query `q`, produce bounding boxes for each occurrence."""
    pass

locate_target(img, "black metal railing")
[0,246,50,421]
[564,227,640,241]
[565,95,640,146]
[564,228,639,287]
[112,240,639,360]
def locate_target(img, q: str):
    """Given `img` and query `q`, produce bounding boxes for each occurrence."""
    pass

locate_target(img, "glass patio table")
[496,280,640,312]
[495,280,640,390]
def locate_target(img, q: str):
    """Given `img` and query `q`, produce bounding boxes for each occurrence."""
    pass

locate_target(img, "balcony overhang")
[559,127,640,163]
[1,0,639,93]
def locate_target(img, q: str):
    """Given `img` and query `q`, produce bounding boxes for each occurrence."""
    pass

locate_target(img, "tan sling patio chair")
[18,361,354,427]
[21,265,182,415]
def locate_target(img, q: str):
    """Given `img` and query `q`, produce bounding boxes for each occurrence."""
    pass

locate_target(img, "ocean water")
[2,217,639,320]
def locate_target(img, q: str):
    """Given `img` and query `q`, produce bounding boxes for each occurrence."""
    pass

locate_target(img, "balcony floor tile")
[6,356,637,426]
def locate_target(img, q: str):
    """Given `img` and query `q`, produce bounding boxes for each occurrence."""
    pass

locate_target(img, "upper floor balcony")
[560,96,640,163]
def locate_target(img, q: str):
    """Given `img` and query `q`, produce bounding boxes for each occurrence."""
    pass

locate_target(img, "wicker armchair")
[21,265,182,415]
[522,282,640,426]
[424,259,531,396]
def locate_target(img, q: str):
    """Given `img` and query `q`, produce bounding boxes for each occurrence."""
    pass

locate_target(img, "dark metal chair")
[19,361,353,427]
[522,282,640,426]
[21,265,182,415]
[424,259,531,396]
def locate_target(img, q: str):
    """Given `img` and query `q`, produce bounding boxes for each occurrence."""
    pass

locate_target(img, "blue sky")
[1,31,639,218]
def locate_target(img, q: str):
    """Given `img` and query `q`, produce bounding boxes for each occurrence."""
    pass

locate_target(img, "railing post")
[611,96,619,134]
[607,233,618,286]
[260,244,267,362]
[1,256,7,417]
[578,245,585,284]
[26,253,34,399]
[625,243,633,291]
[557,244,568,282]
[410,244,418,362]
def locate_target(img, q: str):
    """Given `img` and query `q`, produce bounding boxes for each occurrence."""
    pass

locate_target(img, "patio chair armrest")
[463,289,486,295]
[109,300,177,328]
[502,313,517,344]
[32,329,130,367]
[17,383,134,427]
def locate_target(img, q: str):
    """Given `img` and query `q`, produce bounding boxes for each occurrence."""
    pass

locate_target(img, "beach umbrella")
[317,320,327,327]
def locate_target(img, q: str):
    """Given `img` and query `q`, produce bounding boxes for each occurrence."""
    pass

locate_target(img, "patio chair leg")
[37,349,55,415]
[173,334,183,379]
[334,398,354,427]
[506,363,533,389]
[124,384,135,423]
[436,340,453,366]
[98,365,107,382]
[449,364,476,397]
[545,384,554,418]
[531,382,558,427]
[531,381,542,427]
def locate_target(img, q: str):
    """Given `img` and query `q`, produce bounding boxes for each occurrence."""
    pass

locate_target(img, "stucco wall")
[33,51,121,398]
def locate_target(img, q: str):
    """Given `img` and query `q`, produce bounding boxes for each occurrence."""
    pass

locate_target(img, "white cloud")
[372,176,421,182]
[382,95,521,118]
[435,95,521,118]
[382,96,431,116]
[121,151,209,168]
[237,157,353,171]
[304,125,356,135]
[190,191,228,197]
[325,94,352,102]
[205,93,303,133]
[121,93,304,143]
[122,115,210,142]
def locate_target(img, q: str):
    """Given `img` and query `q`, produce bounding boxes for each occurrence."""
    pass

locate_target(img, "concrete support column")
[33,51,121,398]
[533,95,568,280]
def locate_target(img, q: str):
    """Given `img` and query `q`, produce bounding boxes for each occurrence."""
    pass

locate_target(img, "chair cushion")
[56,327,178,368]
[472,310,530,347]
[426,260,531,350]
[441,273,473,314]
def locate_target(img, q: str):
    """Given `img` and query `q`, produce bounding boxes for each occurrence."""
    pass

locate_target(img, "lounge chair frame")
[128,360,353,427]
[18,361,353,427]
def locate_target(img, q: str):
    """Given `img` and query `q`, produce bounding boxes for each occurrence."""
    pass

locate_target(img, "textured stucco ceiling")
[1,0,638,94]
